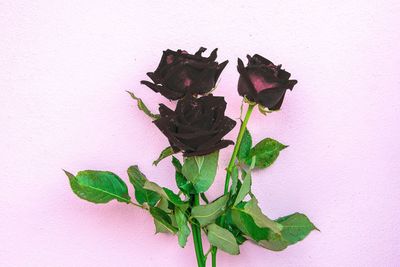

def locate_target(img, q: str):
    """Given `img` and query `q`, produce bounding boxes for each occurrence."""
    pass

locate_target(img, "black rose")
[141,47,228,100]
[154,95,236,157]
[237,55,297,110]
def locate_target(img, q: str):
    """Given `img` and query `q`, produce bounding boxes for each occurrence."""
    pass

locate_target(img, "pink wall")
[1,1,399,266]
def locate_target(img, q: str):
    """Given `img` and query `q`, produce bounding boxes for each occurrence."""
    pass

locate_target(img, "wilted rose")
[141,47,228,100]
[237,55,297,110]
[154,95,236,157]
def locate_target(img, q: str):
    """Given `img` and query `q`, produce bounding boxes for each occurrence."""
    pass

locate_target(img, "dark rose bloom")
[154,95,236,157]
[141,47,228,100]
[237,55,297,110]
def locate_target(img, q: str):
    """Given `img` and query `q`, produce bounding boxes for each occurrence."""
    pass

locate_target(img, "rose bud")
[141,47,228,100]
[153,95,236,157]
[237,55,297,110]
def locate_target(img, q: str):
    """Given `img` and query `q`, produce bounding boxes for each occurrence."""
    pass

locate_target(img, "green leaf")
[231,206,287,251]
[254,212,318,251]
[154,198,174,234]
[182,151,219,193]
[247,138,287,169]
[233,170,251,206]
[191,195,229,226]
[230,165,239,194]
[175,171,195,195]
[173,157,195,195]
[231,207,272,242]
[164,188,187,207]
[235,233,247,245]
[175,207,191,247]
[127,91,160,120]
[276,213,318,245]
[143,181,187,208]
[243,198,282,234]
[207,224,240,255]
[150,207,178,234]
[127,166,160,206]
[153,147,175,166]
[143,181,168,198]
[172,156,182,172]
[231,206,317,251]
[258,234,289,251]
[237,128,252,161]
[225,212,247,245]
[231,198,282,238]
[65,170,130,204]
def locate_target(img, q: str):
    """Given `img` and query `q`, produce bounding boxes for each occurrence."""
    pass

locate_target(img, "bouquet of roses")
[65,47,317,267]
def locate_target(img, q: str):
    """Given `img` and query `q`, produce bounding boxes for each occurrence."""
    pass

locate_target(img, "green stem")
[211,246,217,267]
[209,104,256,267]
[191,194,205,267]
[224,104,255,193]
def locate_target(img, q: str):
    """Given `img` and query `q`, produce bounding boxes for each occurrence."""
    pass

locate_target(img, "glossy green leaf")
[143,181,167,198]
[182,151,219,193]
[175,207,191,247]
[231,205,317,251]
[225,212,247,245]
[243,198,282,234]
[173,157,195,195]
[143,181,187,208]
[191,195,229,226]
[207,224,239,255]
[258,234,289,251]
[176,171,195,195]
[231,207,271,242]
[127,91,160,120]
[153,147,175,166]
[127,166,160,206]
[230,165,239,194]
[237,128,252,161]
[276,213,318,245]
[154,198,174,234]
[164,188,187,207]
[231,199,281,237]
[231,207,287,251]
[65,170,130,204]
[235,233,247,245]
[256,212,318,251]
[247,138,287,169]
[150,207,178,234]
[233,170,251,206]
[172,156,182,171]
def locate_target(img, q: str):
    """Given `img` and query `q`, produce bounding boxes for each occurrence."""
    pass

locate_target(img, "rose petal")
[248,73,279,92]
[238,71,258,101]
[195,47,207,56]
[141,80,184,100]
[159,104,175,117]
[257,87,287,109]
[269,93,285,110]
[141,80,161,93]
[183,140,234,157]
[197,117,236,151]
[153,118,195,151]
[208,48,218,62]
[249,54,273,66]
[215,60,228,82]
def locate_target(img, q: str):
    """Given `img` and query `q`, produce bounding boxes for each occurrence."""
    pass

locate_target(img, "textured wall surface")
[1,1,399,266]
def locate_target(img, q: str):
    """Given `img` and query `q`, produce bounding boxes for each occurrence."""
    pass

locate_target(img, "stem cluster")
[191,103,256,267]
